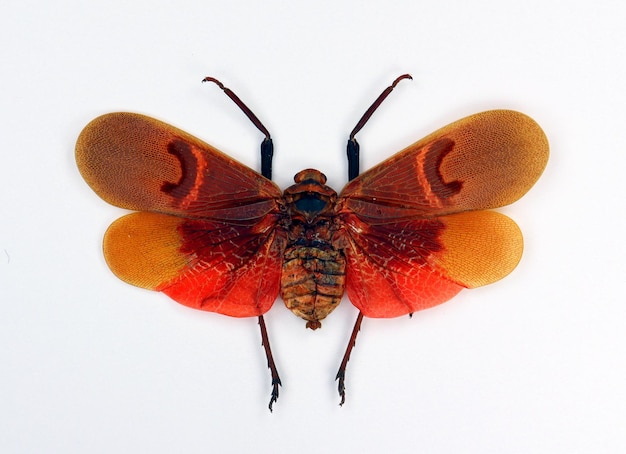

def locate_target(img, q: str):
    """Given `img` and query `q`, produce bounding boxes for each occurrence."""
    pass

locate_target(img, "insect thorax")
[280,169,346,330]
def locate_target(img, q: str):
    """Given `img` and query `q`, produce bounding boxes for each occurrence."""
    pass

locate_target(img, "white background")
[2,1,625,452]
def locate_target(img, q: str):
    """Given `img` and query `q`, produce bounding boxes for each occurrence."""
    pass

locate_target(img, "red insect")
[75,75,548,410]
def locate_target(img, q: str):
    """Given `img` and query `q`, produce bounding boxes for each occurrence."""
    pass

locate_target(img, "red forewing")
[337,110,548,317]
[76,113,286,316]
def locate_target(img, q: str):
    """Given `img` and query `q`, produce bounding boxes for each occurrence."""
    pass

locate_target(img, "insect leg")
[258,315,281,411]
[202,77,274,179]
[346,137,360,182]
[346,74,412,181]
[337,74,412,405]
[260,137,274,180]
[335,311,364,406]
[203,77,280,410]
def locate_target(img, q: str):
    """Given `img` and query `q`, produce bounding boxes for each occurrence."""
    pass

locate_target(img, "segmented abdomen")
[280,245,346,330]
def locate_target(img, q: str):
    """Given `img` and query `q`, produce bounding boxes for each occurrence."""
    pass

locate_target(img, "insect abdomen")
[280,245,346,330]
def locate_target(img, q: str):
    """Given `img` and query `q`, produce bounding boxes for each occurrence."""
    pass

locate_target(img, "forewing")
[339,110,548,222]
[337,210,523,317]
[76,112,282,221]
[76,112,287,316]
[104,211,287,317]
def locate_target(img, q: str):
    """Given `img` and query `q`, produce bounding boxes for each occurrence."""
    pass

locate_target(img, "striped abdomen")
[280,168,344,329]
[280,243,346,330]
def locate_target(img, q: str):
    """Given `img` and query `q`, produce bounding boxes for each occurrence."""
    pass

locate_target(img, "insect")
[75,75,549,411]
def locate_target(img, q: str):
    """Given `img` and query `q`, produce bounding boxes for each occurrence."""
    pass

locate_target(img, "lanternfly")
[76,75,548,410]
